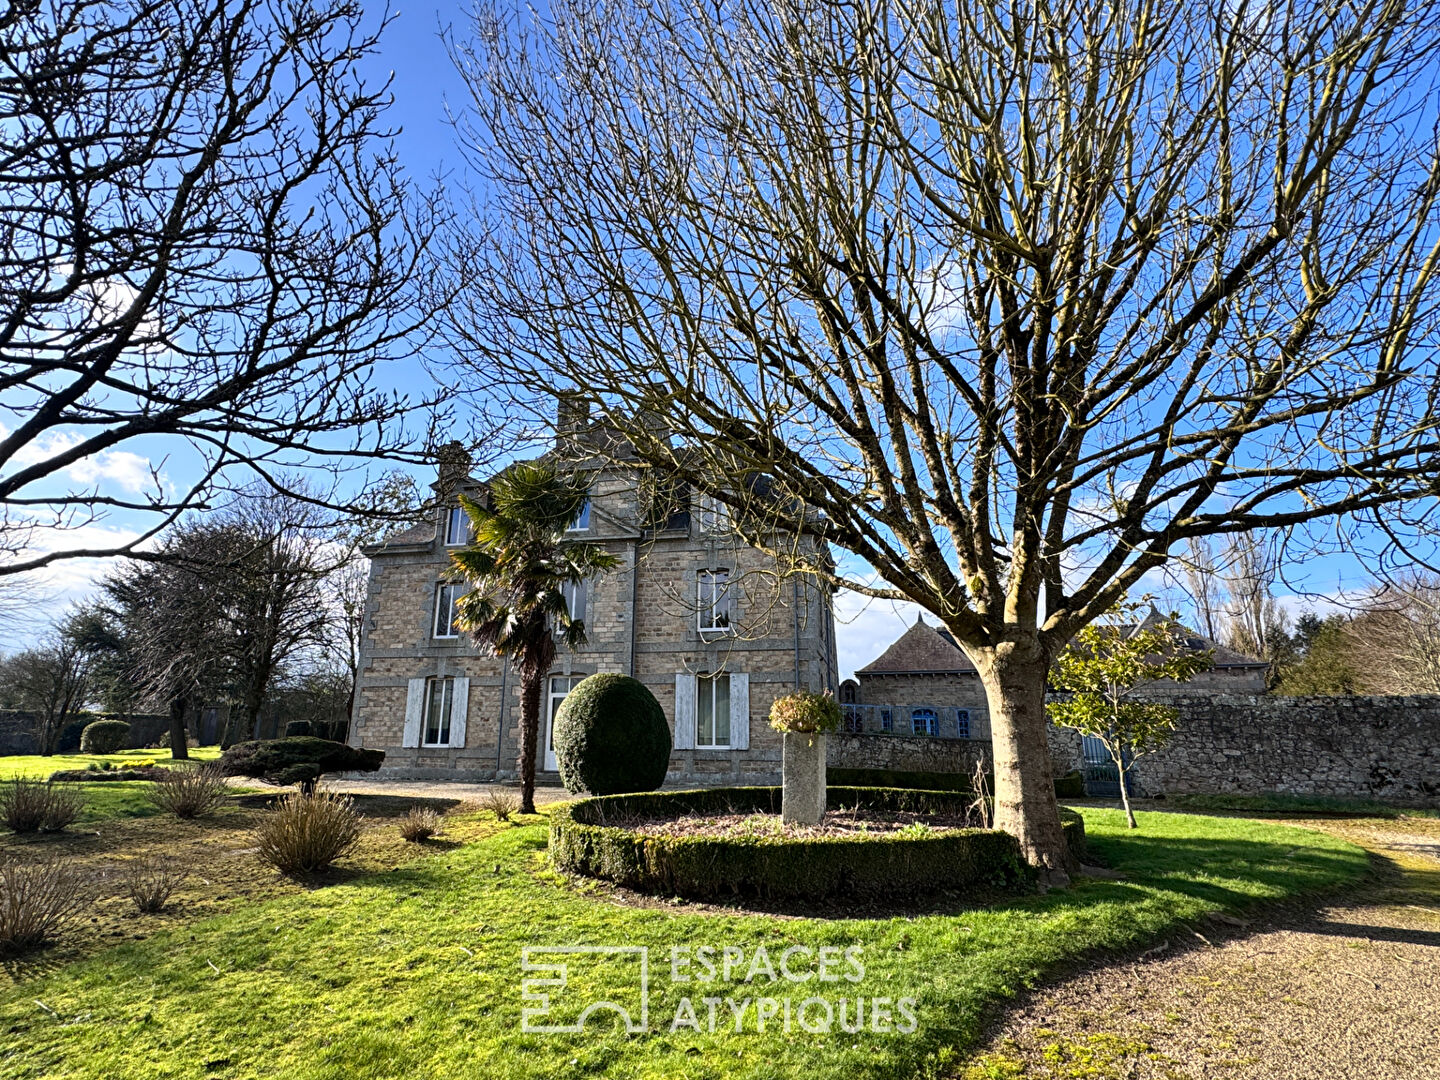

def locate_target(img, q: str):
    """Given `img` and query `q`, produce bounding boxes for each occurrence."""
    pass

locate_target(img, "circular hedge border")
[550,786,1086,901]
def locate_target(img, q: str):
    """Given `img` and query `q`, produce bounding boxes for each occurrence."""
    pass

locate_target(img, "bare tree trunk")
[168,694,190,761]
[972,640,1075,884]
[1114,753,1137,829]
[517,670,543,815]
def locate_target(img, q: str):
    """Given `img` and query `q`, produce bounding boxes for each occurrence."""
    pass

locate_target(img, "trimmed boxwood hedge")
[550,786,1086,901]
[79,718,130,754]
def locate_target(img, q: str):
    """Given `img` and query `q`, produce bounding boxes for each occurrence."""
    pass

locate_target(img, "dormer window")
[444,505,470,547]
[694,493,728,534]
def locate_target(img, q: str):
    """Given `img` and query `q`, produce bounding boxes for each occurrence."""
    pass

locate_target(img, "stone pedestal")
[782,731,827,825]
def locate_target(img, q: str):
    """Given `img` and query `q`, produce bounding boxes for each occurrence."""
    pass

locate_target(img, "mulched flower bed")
[617,805,983,840]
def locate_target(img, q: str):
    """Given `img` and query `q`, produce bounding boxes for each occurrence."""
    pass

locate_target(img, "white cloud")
[0,522,142,647]
[833,590,927,680]
[1,425,162,496]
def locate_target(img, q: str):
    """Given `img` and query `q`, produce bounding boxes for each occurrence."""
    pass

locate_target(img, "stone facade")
[1048,693,1440,807]
[841,615,1267,744]
[349,448,838,786]
[830,618,1438,807]
[827,693,1440,808]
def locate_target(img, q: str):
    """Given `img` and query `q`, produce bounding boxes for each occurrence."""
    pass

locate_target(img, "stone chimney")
[434,440,472,495]
[555,393,590,447]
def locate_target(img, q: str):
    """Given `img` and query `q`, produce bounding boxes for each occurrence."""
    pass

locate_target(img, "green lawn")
[0,808,1368,1080]
[0,747,222,780]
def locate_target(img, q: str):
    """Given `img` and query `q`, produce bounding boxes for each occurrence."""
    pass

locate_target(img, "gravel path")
[963,815,1440,1080]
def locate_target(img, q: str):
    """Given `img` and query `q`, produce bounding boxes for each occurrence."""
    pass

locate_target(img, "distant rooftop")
[855,611,1266,677]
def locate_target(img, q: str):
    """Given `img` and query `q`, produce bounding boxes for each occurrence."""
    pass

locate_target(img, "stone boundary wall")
[0,710,173,755]
[831,694,1440,808]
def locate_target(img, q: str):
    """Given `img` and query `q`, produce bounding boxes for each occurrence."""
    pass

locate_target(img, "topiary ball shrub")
[553,673,672,795]
[79,719,130,754]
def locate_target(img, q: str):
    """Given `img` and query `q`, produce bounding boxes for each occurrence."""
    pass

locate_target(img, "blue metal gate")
[1081,735,1137,798]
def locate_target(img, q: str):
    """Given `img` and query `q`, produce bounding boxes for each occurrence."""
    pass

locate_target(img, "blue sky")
[3,3,1412,677]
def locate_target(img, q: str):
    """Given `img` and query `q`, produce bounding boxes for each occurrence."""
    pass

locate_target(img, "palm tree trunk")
[517,669,543,814]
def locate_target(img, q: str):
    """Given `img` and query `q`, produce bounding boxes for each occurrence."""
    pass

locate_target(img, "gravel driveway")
[963,815,1440,1080]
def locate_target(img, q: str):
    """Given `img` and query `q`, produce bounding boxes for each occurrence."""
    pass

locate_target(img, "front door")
[543,676,585,772]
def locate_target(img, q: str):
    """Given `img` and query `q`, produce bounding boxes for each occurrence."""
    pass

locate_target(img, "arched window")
[911,708,938,736]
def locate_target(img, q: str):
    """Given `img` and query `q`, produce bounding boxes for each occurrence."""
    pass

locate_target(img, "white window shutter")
[729,672,750,750]
[673,672,696,750]
[403,679,425,748]
[449,677,470,748]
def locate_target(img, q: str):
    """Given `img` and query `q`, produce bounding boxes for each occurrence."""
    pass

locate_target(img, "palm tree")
[449,461,619,813]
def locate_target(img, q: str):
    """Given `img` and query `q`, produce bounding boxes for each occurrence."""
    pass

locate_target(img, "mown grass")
[0,747,222,780]
[1169,792,1439,819]
[0,807,1368,1080]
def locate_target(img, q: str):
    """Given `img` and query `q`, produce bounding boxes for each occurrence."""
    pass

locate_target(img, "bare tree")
[1348,573,1440,693]
[102,541,235,759]
[446,0,1440,877]
[204,490,340,747]
[0,0,454,576]
[0,616,93,754]
[1181,538,1225,643]
[1220,535,1285,662]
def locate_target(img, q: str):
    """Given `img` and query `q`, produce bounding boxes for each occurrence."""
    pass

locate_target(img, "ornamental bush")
[0,779,85,833]
[552,673,671,795]
[768,690,842,735]
[550,786,1087,901]
[79,718,130,754]
[220,737,384,794]
[255,789,363,874]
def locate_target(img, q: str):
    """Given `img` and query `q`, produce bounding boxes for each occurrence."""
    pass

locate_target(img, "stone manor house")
[348,424,840,786]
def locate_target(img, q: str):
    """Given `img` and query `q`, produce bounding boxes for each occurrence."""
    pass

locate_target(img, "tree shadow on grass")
[233,792,464,819]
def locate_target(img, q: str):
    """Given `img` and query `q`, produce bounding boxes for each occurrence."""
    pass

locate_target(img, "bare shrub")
[0,779,85,834]
[124,856,188,914]
[148,765,230,819]
[480,789,519,822]
[398,806,444,843]
[256,789,363,874]
[969,756,993,830]
[0,858,94,954]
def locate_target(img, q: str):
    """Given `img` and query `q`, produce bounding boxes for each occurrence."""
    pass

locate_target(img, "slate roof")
[856,617,979,675]
[366,520,434,552]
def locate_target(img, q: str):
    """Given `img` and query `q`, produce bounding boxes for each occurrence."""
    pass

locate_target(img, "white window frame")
[444,506,470,547]
[566,493,591,532]
[433,583,463,639]
[560,579,588,624]
[696,672,731,748]
[697,569,733,633]
[694,493,728,534]
[423,677,455,747]
[547,675,585,757]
